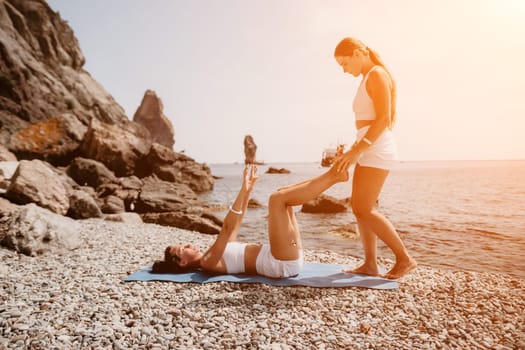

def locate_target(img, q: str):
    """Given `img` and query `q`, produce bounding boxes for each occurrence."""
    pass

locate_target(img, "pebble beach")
[1,219,524,349]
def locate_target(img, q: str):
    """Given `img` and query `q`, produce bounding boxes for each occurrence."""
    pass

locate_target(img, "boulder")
[67,189,102,219]
[79,118,152,177]
[138,143,214,193]
[0,203,82,255]
[5,159,71,215]
[301,194,349,214]
[66,157,117,188]
[266,167,291,174]
[8,113,87,165]
[133,90,175,148]
[141,211,221,235]
[134,176,200,213]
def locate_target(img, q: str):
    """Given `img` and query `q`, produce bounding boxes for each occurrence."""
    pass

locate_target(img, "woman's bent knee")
[351,202,374,220]
[269,191,285,209]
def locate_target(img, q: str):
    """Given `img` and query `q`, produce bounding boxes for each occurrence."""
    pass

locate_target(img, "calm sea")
[199,160,525,278]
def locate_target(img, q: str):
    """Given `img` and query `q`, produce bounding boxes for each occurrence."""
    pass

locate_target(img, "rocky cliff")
[0,0,220,255]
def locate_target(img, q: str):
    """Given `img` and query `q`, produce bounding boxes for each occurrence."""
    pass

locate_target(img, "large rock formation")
[133,90,175,148]
[0,0,128,148]
[0,0,220,243]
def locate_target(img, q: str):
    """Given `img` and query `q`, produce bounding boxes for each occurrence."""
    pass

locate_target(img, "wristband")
[229,205,243,215]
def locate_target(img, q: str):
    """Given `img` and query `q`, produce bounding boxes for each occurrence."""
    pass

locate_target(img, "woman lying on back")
[152,164,347,278]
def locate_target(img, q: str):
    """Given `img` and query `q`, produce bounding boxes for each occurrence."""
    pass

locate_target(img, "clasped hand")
[242,164,259,192]
[332,149,359,172]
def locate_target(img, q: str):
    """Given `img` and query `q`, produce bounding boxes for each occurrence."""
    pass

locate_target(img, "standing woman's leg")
[268,167,347,260]
[350,164,417,279]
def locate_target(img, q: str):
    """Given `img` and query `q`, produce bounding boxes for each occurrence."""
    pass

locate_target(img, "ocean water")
[199,160,525,278]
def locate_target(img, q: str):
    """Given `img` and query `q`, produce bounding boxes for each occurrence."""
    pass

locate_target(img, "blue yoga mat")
[124,262,398,289]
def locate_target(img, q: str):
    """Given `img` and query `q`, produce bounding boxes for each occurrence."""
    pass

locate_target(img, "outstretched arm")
[200,165,259,270]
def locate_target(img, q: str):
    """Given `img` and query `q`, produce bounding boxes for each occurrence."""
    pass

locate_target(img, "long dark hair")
[151,246,200,274]
[334,37,397,128]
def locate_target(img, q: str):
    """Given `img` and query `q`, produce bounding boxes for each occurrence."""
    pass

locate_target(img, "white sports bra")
[222,242,247,274]
[352,66,382,121]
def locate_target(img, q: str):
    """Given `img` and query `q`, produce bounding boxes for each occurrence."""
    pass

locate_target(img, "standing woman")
[333,37,417,279]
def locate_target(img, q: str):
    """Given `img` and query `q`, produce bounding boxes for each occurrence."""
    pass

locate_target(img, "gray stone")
[0,203,82,255]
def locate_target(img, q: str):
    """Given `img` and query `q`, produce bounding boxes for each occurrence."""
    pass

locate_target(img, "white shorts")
[356,126,398,170]
[255,244,303,278]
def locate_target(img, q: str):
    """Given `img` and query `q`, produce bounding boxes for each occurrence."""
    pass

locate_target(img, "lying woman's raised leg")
[268,167,347,260]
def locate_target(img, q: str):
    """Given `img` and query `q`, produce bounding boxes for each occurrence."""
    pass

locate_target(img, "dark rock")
[301,194,349,214]
[266,167,291,174]
[0,203,82,255]
[133,90,175,149]
[141,211,221,235]
[248,198,263,208]
[79,118,152,177]
[244,135,257,164]
[5,159,71,215]
[67,189,102,219]
[66,157,117,188]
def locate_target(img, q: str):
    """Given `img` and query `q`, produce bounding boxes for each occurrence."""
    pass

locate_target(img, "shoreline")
[1,219,524,349]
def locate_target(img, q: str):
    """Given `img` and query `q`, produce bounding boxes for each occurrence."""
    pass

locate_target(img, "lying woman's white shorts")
[255,244,303,278]
[356,126,398,170]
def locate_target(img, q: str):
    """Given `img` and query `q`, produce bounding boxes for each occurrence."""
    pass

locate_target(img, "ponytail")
[367,46,397,128]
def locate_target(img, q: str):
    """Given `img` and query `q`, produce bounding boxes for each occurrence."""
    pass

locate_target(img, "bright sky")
[47,0,525,164]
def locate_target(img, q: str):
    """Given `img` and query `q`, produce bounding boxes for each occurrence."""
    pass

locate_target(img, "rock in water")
[244,135,257,164]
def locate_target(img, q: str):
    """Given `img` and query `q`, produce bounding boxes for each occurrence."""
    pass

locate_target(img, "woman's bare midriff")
[244,244,262,274]
[356,120,374,129]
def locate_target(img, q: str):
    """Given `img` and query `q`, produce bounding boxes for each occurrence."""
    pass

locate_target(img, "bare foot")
[330,166,349,183]
[343,263,379,277]
[383,257,418,280]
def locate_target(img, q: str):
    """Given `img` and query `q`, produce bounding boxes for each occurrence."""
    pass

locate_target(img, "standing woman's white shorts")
[356,126,398,170]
